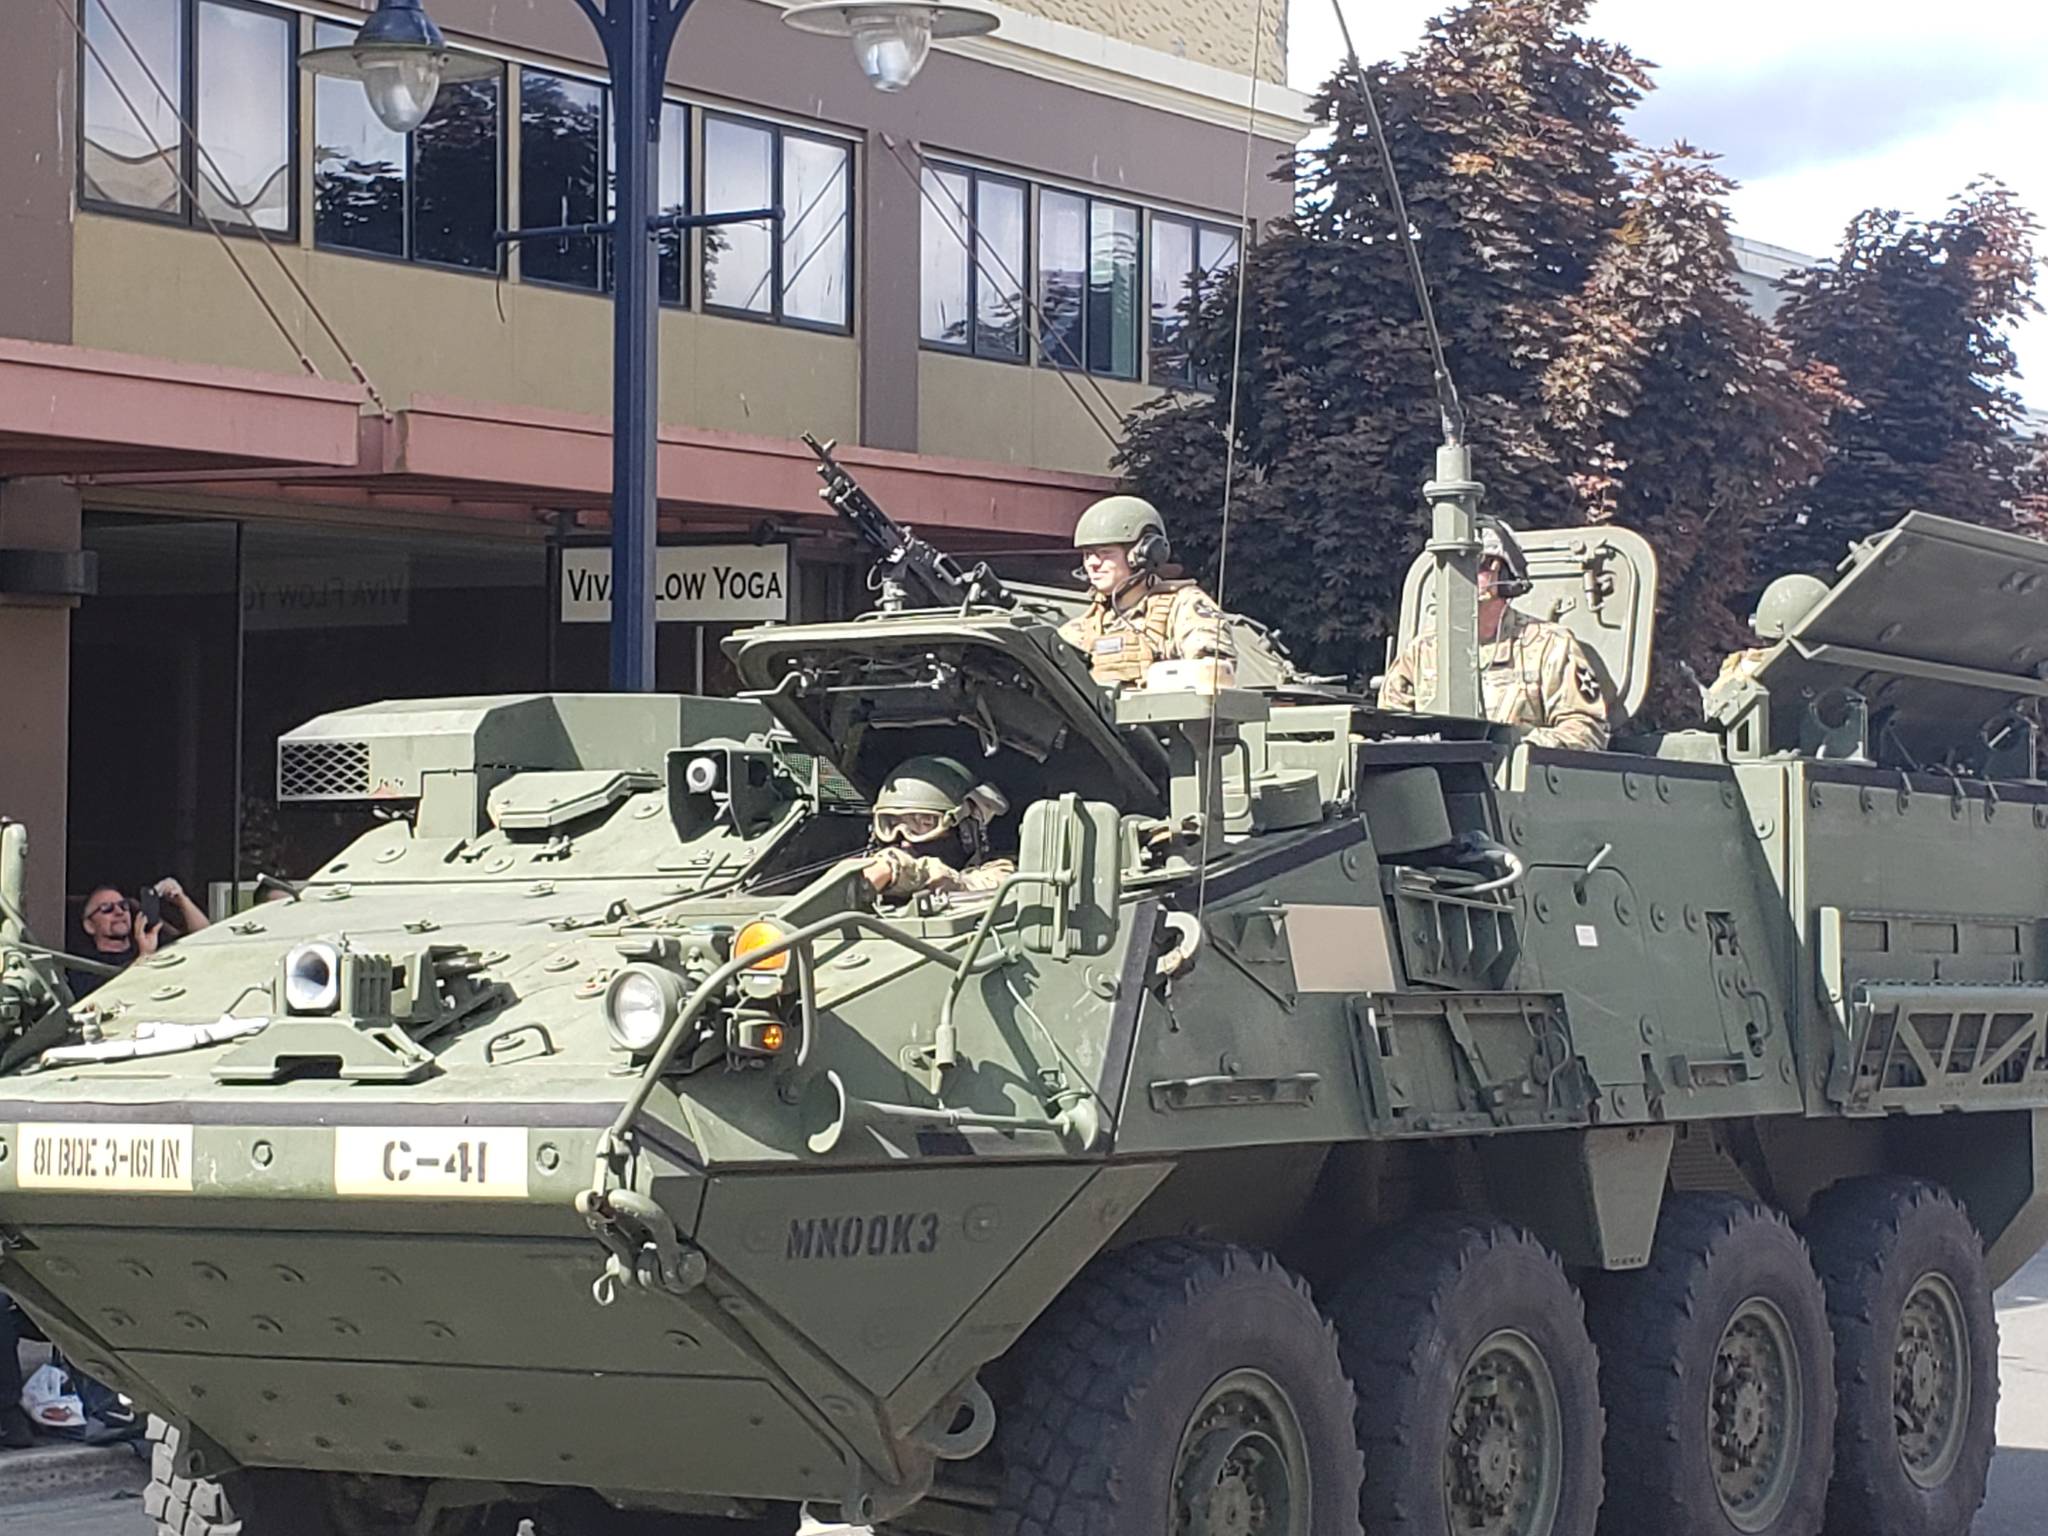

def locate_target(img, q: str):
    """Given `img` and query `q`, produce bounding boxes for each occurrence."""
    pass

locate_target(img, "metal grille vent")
[279,740,372,801]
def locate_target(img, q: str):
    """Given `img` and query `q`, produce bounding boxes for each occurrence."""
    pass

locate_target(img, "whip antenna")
[1325,0,1464,447]
[1326,0,1487,718]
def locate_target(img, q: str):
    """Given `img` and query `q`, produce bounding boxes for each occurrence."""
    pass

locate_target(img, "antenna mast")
[1327,0,1486,720]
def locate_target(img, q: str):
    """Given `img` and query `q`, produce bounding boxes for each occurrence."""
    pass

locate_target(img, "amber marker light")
[734,920,792,973]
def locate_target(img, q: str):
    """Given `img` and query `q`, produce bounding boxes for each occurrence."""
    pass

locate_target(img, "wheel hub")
[1442,1331,1564,1536]
[1173,1372,1309,1536]
[1895,1273,1971,1489]
[1709,1299,1802,1533]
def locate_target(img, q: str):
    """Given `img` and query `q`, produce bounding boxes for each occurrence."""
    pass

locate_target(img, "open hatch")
[727,612,1169,815]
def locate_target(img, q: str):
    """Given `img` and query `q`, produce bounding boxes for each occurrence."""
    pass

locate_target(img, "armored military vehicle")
[4,482,2046,1536]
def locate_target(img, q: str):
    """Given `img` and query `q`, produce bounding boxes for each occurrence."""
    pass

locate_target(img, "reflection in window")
[1038,190,1087,371]
[520,71,604,290]
[195,2,292,231]
[314,20,501,271]
[705,117,852,329]
[782,134,851,328]
[656,102,689,304]
[82,0,184,216]
[312,21,404,256]
[703,117,774,315]
[920,166,971,348]
[81,0,298,234]
[1151,214,1240,388]
[920,164,1025,361]
[1087,200,1141,379]
[974,177,1028,359]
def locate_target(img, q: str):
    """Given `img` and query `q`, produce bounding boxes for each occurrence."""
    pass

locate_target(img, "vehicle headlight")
[604,965,684,1053]
[283,942,341,1015]
[733,919,794,998]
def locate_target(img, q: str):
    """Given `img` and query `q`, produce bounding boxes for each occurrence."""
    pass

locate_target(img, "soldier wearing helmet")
[861,755,1014,904]
[1714,573,1830,689]
[1379,524,1610,751]
[1058,495,1233,688]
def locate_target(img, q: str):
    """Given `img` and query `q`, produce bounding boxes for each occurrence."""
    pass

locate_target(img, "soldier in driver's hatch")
[1059,495,1233,687]
[861,756,1015,903]
[1379,527,1610,751]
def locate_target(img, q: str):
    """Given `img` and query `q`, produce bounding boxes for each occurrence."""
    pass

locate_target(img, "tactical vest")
[1075,580,1193,684]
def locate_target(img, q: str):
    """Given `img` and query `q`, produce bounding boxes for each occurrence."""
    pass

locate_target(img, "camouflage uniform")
[1380,607,1610,751]
[1059,580,1232,687]
[867,846,1015,901]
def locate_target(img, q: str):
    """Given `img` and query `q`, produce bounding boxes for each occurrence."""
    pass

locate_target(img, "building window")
[1150,215,1241,387]
[517,71,688,302]
[920,164,1027,361]
[703,115,852,331]
[312,21,503,272]
[1039,189,1140,380]
[81,0,297,236]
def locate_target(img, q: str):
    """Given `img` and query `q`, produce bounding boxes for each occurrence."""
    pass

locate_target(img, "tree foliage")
[1119,0,1843,721]
[1760,182,2043,574]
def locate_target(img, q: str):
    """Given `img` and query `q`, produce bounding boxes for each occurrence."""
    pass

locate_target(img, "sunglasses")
[85,899,134,920]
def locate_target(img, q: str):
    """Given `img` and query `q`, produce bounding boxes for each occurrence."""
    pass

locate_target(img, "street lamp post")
[305,0,997,691]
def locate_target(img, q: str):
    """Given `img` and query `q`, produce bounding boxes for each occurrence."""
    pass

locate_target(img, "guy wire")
[1192,0,1269,926]
[64,0,395,418]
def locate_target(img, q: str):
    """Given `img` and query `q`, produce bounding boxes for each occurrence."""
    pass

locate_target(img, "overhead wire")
[1192,0,1269,926]
[60,0,395,417]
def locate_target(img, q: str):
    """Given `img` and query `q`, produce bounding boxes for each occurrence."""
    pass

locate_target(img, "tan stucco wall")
[0,481,80,937]
[1000,0,1289,82]
[917,349,1164,476]
[71,217,859,444]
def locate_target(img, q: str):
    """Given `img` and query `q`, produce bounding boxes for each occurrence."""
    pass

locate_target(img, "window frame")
[1035,185,1143,383]
[513,67,692,306]
[309,17,507,278]
[919,159,1030,367]
[78,0,301,241]
[1148,211,1242,390]
[701,111,855,336]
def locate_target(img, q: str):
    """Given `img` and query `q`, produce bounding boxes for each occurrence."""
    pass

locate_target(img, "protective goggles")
[872,808,959,846]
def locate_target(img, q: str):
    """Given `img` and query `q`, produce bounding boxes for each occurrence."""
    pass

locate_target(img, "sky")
[1287,0,2048,409]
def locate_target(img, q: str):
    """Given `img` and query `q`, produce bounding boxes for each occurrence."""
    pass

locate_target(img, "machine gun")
[802,433,1013,613]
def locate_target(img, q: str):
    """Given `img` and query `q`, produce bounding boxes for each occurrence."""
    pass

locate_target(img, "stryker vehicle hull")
[0,513,2043,1536]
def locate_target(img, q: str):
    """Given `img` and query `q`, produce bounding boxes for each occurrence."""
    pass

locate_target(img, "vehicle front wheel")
[1587,1194,1836,1536]
[991,1239,1363,1536]
[1803,1176,1998,1536]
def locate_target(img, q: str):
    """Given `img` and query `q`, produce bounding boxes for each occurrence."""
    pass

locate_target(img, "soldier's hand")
[862,854,899,893]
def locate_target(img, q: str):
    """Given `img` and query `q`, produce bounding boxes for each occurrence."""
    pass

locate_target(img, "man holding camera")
[70,878,211,998]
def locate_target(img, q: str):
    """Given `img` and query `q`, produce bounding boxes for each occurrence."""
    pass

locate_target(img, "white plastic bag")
[20,1360,87,1433]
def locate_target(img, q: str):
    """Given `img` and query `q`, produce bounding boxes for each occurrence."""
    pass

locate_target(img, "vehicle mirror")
[1015,794,1120,958]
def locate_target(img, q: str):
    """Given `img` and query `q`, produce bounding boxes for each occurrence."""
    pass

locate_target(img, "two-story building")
[0,0,1306,931]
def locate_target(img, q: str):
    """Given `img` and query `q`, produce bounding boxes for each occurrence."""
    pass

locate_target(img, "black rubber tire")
[1802,1176,1999,1536]
[600,1511,801,1536]
[143,1419,338,1536]
[1329,1215,1606,1536]
[990,1238,1363,1536]
[1586,1194,1836,1536]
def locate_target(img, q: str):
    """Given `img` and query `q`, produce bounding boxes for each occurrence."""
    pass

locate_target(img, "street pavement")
[7,1243,2048,1535]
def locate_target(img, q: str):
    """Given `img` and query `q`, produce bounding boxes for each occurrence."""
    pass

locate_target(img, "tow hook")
[575,1186,707,1306]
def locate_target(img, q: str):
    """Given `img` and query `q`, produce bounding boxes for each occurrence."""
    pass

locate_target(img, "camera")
[135,889,164,927]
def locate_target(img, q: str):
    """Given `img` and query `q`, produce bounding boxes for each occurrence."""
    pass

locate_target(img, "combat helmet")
[1751,574,1829,642]
[871,756,1008,846]
[1478,521,1531,596]
[1073,495,1171,572]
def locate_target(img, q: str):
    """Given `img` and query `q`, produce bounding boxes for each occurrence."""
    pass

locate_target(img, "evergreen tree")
[1761,180,2042,574]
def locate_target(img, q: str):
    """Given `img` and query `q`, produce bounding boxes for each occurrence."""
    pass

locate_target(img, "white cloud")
[1287,1,2048,405]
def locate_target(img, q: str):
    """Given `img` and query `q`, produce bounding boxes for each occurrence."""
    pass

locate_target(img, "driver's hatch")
[726,611,1168,814]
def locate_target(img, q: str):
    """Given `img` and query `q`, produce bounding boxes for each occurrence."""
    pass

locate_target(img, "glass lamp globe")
[782,0,999,92]
[300,0,497,135]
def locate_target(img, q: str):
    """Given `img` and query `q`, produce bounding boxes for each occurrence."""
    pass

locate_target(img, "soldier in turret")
[1379,526,1610,751]
[1059,495,1233,688]
[861,756,1014,904]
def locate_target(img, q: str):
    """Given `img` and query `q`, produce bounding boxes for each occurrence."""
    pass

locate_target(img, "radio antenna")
[1326,0,1486,718]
